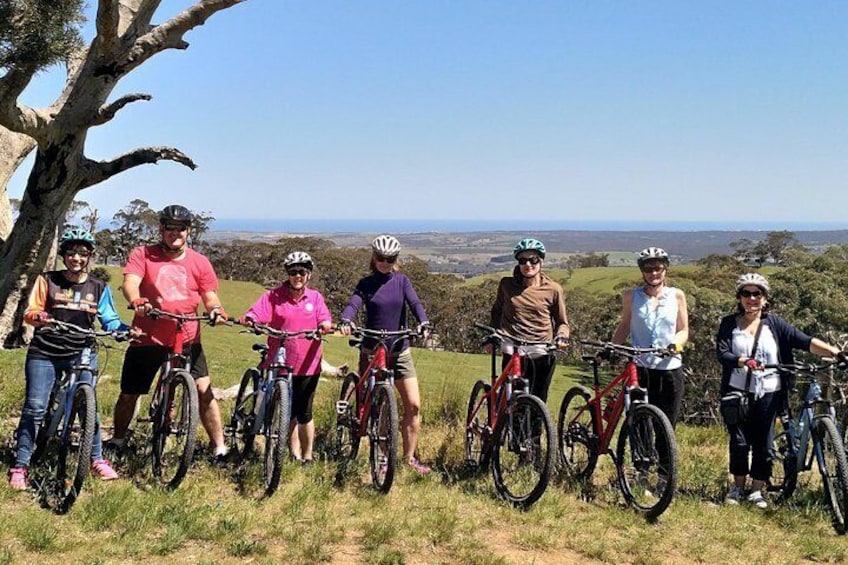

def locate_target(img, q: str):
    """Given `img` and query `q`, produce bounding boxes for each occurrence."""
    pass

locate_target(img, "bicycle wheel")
[31,390,61,466]
[263,380,290,496]
[465,379,492,469]
[151,370,199,490]
[491,394,555,509]
[336,372,361,460]
[557,385,598,480]
[56,384,96,513]
[228,368,260,459]
[813,416,848,535]
[369,383,399,493]
[615,403,677,520]
[768,416,798,500]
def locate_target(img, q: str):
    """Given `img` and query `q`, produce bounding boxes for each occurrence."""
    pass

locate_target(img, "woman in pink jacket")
[240,251,332,465]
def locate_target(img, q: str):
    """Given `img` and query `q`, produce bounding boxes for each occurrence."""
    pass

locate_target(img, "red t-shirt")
[124,245,219,347]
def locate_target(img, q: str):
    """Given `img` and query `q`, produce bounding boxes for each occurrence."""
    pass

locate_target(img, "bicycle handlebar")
[580,340,673,358]
[42,319,139,342]
[762,360,843,374]
[350,327,420,339]
[474,323,560,349]
[240,322,324,341]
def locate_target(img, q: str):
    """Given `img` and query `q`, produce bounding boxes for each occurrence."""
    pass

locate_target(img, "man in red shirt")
[110,205,229,460]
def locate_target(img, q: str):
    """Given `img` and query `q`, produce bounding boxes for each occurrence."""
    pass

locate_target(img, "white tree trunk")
[0,128,37,242]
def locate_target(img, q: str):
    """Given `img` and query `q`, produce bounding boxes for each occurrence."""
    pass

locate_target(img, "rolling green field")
[0,270,845,564]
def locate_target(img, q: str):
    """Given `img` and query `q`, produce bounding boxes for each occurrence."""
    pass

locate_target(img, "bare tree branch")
[123,0,246,74]
[92,93,152,126]
[80,146,197,188]
[96,0,121,47]
[120,0,164,37]
[0,68,50,138]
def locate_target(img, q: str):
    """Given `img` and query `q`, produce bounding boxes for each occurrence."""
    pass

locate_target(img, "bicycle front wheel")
[336,373,361,460]
[56,383,96,513]
[369,383,399,493]
[151,370,199,490]
[465,379,492,470]
[813,416,848,535]
[263,380,291,496]
[228,368,260,459]
[491,394,555,509]
[557,385,598,481]
[615,403,677,520]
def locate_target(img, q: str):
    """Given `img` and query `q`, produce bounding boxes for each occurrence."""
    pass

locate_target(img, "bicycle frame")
[779,371,838,474]
[42,346,98,447]
[143,310,202,421]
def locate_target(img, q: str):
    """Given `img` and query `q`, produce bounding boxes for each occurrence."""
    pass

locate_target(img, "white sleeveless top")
[630,286,682,370]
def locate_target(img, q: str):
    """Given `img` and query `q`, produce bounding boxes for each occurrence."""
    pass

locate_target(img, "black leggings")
[290,375,320,424]
[637,366,685,427]
[727,390,781,481]
[501,354,557,403]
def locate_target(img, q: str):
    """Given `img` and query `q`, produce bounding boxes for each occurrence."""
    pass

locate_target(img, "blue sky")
[9,1,848,227]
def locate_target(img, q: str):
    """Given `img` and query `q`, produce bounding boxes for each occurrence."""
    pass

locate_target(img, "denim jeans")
[14,353,104,468]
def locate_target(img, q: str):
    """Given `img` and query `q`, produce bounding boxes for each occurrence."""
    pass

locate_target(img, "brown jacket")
[490,270,569,342]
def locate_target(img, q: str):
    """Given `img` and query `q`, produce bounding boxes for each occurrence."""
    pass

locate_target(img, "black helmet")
[159,204,193,226]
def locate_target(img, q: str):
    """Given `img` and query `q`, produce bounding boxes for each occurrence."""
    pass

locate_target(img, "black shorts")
[121,343,209,395]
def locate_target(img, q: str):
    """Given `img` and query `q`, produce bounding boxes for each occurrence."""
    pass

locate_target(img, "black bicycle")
[30,320,132,513]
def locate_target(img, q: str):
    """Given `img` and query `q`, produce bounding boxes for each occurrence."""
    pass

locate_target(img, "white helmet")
[371,235,401,257]
[284,251,314,270]
[736,273,769,294]
[637,247,669,267]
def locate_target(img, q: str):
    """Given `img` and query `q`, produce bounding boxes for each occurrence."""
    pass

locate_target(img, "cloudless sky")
[8,1,848,227]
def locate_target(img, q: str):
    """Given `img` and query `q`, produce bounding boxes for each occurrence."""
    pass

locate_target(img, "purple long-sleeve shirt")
[341,271,428,352]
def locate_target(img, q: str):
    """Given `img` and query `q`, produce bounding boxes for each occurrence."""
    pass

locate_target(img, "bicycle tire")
[229,368,260,459]
[813,416,848,535]
[768,417,798,500]
[615,403,677,520]
[557,385,598,481]
[263,380,290,496]
[56,383,96,513]
[369,383,399,494]
[336,372,361,460]
[151,370,199,490]
[491,394,555,509]
[465,379,492,469]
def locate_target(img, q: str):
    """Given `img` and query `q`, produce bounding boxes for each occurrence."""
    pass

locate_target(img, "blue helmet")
[59,227,96,253]
[513,238,546,259]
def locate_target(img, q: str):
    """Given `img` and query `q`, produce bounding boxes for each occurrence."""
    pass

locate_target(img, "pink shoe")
[408,458,431,475]
[91,459,119,480]
[8,467,28,490]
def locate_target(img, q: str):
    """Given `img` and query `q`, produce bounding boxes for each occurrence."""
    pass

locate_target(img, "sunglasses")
[162,224,189,232]
[287,268,309,277]
[739,289,764,299]
[640,265,666,274]
[375,255,397,264]
[517,256,541,266]
[64,249,91,258]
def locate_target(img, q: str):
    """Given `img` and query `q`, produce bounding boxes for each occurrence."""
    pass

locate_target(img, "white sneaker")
[724,485,743,505]
[747,489,768,509]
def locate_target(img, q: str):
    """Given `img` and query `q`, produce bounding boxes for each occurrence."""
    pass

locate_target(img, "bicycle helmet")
[513,238,546,259]
[284,251,314,270]
[372,235,401,257]
[736,273,770,294]
[59,227,96,253]
[637,247,669,267]
[158,204,193,226]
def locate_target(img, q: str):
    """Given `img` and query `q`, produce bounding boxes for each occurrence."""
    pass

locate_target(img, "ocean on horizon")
[210,218,848,234]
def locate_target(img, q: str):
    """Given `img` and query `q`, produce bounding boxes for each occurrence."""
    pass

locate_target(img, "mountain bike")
[227,322,323,496]
[464,323,557,509]
[767,361,848,534]
[30,320,133,513]
[121,309,208,490]
[335,327,419,493]
[558,341,678,520]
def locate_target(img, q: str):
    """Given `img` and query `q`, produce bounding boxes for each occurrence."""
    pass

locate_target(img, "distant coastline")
[209,218,847,234]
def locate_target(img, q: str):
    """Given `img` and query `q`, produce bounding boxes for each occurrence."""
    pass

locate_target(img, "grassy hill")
[0,270,845,564]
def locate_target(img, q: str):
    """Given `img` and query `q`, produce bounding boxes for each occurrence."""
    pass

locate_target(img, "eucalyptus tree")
[0,0,246,345]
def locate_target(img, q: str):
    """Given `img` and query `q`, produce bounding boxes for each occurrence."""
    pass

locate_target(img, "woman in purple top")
[340,235,431,475]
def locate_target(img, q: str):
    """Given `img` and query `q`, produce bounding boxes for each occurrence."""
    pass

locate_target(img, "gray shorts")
[358,348,418,381]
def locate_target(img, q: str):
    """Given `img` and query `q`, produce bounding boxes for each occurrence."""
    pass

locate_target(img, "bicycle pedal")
[335,400,349,416]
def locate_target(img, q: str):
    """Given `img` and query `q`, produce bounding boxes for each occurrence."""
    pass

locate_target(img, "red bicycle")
[465,323,557,508]
[558,341,678,520]
[335,327,419,493]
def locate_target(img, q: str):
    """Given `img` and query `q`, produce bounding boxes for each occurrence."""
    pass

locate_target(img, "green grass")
[1,271,846,563]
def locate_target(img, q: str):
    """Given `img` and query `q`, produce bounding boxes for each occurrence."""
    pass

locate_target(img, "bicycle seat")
[252,343,268,353]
